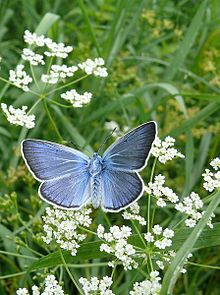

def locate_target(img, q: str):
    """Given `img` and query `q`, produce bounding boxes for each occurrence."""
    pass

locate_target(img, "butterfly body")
[21,122,157,212]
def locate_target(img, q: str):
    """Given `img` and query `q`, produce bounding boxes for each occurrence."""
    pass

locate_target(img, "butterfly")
[21,121,157,212]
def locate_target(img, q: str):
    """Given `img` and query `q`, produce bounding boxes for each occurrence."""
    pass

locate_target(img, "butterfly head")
[89,153,103,176]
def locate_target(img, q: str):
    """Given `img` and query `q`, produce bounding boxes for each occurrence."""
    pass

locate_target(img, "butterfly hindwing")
[39,170,91,209]
[103,122,156,172]
[101,168,143,212]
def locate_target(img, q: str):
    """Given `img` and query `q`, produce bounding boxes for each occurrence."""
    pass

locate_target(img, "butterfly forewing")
[102,122,156,172]
[22,139,89,181]
[22,139,91,209]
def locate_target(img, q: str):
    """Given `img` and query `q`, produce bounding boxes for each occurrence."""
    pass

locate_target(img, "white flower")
[44,39,73,58]
[78,58,108,77]
[175,192,213,228]
[97,225,137,270]
[130,271,161,295]
[151,136,184,163]
[156,260,164,270]
[61,89,92,108]
[22,48,45,66]
[16,275,64,295]
[152,224,162,235]
[123,202,146,225]
[79,276,114,295]
[156,198,166,207]
[144,226,174,250]
[24,30,46,47]
[163,228,174,238]
[144,232,154,242]
[210,157,220,170]
[9,65,32,91]
[42,206,92,256]
[202,159,220,192]
[1,103,35,129]
[185,218,196,228]
[16,288,29,295]
[146,174,179,204]
[41,64,78,84]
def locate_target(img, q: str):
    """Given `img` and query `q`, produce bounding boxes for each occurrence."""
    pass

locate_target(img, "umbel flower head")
[97,224,138,270]
[1,103,35,129]
[42,206,92,256]
[16,274,65,295]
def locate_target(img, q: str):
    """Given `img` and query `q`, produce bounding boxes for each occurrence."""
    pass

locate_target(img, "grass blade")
[160,190,220,295]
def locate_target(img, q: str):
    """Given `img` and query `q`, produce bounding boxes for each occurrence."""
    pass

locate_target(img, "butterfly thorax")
[88,153,103,176]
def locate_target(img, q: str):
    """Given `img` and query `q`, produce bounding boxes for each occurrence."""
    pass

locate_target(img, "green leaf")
[156,0,208,104]
[160,190,220,295]
[35,13,60,35]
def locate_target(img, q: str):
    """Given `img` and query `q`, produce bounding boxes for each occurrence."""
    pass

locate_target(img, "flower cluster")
[146,174,179,207]
[97,225,138,270]
[175,192,214,228]
[202,157,220,192]
[41,64,78,84]
[24,30,73,58]
[123,202,146,225]
[129,271,161,295]
[78,58,108,77]
[9,65,32,92]
[151,136,184,164]
[104,121,129,138]
[79,276,114,295]
[1,103,35,129]
[22,48,45,66]
[144,225,174,250]
[42,206,92,256]
[61,89,92,108]
[16,274,65,295]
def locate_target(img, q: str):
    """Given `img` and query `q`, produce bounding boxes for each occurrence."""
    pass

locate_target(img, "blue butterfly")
[21,122,157,212]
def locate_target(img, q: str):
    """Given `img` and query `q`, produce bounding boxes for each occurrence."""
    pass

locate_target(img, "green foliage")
[1,0,220,294]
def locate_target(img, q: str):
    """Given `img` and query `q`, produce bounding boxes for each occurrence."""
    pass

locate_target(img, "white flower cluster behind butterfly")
[1,30,108,128]
[147,174,214,228]
[151,136,184,163]
[42,207,92,256]
[16,274,64,295]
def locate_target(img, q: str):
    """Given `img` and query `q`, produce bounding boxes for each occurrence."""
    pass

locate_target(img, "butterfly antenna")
[98,127,117,154]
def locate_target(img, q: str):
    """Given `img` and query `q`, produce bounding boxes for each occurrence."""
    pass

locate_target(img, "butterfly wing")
[101,122,156,211]
[102,122,156,172]
[21,139,91,209]
[101,169,143,212]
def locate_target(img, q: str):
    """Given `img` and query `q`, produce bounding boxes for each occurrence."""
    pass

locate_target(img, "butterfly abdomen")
[91,175,102,208]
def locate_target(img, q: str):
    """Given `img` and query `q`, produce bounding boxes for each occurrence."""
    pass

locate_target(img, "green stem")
[43,99,63,142]
[49,99,73,108]
[147,158,157,231]
[0,271,26,279]
[0,250,38,260]
[45,74,88,96]
[30,64,39,89]
[188,261,220,270]
[0,76,39,96]
[58,247,83,295]
[131,220,146,248]
[78,226,97,236]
